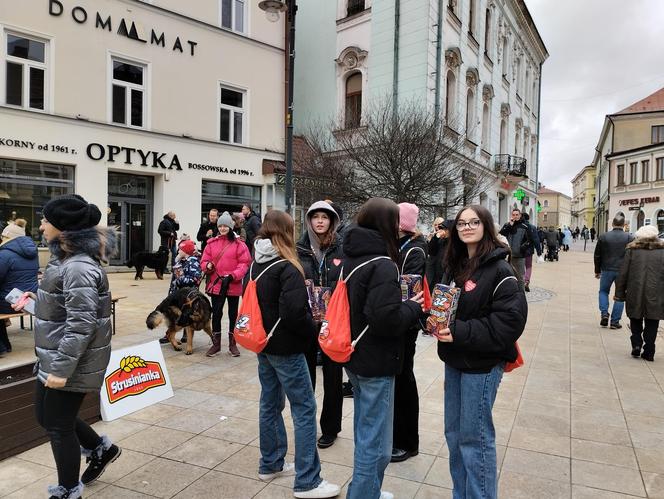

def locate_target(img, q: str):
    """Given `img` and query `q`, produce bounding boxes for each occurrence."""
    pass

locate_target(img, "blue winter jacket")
[0,236,39,314]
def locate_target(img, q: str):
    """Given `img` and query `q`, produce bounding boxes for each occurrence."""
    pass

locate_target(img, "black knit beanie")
[43,194,102,231]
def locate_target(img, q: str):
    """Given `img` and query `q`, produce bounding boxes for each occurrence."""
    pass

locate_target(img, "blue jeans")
[444,363,504,499]
[598,270,624,323]
[257,352,322,493]
[346,370,395,499]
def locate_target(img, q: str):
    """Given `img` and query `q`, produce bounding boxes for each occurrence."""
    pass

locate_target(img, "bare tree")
[294,99,493,219]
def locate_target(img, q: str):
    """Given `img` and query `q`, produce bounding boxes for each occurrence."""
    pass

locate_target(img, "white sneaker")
[293,480,341,498]
[258,462,295,481]
[380,492,394,499]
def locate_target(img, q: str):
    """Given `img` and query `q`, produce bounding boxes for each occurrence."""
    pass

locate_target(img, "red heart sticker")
[333,259,341,266]
[464,280,477,292]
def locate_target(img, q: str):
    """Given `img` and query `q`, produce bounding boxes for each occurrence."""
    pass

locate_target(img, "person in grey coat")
[13,195,121,499]
[615,225,664,361]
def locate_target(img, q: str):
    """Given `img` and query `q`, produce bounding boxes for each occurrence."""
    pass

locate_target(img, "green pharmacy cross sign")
[513,188,526,201]
[536,201,542,213]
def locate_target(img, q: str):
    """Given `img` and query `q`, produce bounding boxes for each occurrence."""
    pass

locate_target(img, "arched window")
[344,72,362,128]
[481,102,490,147]
[469,0,477,36]
[499,119,507,154]
[516,58,522,94]
[515,128,521,155]
[524,68,530,101]
[445,70,457,124]
[532,80,537,109]
[466,89,475,137]
[484,9,492,57]
[544,200,549,208]
[501,38,509,77]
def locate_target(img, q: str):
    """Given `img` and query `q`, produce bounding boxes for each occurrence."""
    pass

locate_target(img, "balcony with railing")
[494,154,528,188]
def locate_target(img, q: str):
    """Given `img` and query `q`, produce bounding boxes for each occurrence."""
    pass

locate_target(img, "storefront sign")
[100,341,173,421]
[49,0,198,56]
[0,137,78,155]
[87,143,183,170]
[619,197,660,206]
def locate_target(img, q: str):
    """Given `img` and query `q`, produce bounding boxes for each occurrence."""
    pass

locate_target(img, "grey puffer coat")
[34,227,116,392]
[615,237,664,320]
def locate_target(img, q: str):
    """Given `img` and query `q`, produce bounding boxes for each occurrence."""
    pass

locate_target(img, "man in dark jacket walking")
[521,213,542,292]
[157,211,179,266]
[196,209,219,251]
[241,203,261,252]
[594,215,634,328]
[500,208,532,290]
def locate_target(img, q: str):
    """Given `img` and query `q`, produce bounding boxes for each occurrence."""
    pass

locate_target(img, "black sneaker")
[524,283,530,292]
[81,444,122,485]
[610,323,622,330]
[342,382,354,398]
[159,336,169,344]
[600,316,609,327]
[390,448,418,463]
[641,352,655,362]
[631,347,641,358]
[317,434,336,449]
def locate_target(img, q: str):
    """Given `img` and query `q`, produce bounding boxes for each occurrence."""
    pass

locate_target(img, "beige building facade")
[0,0,287,264]
[537,186,571,229]
[570,164,596,229]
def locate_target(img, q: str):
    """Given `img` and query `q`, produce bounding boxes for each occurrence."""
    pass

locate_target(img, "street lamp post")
[259,0,296,214]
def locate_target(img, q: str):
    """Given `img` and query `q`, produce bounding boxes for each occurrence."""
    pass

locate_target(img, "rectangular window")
[657,158,664,180]
[111,58,146,128]
[4,33,47,110]
[219,86,245,144]
[347,0,366,16]
[629,162,638,184]
[617,164,625,186]
[652,125,664,144]
[221,0,245,33]
[642,160,649,183]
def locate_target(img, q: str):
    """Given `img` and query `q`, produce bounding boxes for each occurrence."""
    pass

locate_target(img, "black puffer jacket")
[425,236,449,291]
[399,235,427,276]
[196,221,219,251]
[594,228,634,274]
[245,212,262,251]
[438,247,528,373]
[297,233,344,287]
[342,226,422,377]
[158,216,179,248]
[251,255,316,356]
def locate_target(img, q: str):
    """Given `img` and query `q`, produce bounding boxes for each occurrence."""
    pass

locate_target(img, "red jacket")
[200,236,251,296]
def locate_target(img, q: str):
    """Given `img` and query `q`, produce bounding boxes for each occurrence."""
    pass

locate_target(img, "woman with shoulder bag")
[201,211,251,357]
[343,198,424,499]
[437,205,528,499]
[296,200,345,449]
[251,210,340,499]
[13,195,121,499]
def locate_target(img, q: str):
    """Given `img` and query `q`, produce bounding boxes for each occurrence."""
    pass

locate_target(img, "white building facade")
[0,0,286,264]
[294,0,548,224]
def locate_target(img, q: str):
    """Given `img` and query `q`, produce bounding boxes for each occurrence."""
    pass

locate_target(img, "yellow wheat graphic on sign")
[119,356,147,373]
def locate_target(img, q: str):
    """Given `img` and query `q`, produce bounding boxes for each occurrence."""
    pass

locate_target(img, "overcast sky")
[526,0,664,196]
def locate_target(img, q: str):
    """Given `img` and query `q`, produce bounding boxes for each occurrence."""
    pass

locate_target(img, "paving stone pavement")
[2,240,664,498]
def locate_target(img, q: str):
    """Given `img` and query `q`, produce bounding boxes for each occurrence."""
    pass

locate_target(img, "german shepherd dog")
[127,246,169,280]
[146,288,214,355]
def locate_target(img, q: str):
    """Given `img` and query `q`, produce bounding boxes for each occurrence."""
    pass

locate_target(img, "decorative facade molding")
[500,103,511,118]
[445,47,463,69]
[515,117,523,130]
[482,84,495,102]
[335,46,368,71]
[466,67,480,87]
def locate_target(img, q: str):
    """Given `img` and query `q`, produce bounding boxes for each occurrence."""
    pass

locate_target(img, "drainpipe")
[392,0,401,115]
[534,61,543,224]
[433,0,443,125]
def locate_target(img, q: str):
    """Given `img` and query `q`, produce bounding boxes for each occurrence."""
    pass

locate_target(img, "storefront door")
[108,172,153,265]
[637,210,645,230]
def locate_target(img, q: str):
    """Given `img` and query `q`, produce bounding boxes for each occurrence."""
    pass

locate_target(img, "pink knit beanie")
[398,203,419,233]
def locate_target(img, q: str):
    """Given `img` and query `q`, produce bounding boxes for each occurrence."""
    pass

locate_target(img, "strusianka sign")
[100,341,173,421]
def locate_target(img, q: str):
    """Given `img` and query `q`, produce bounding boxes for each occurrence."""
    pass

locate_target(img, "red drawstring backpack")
[494,275,525,373]
[233,259,286,353]
[319,256,393,363]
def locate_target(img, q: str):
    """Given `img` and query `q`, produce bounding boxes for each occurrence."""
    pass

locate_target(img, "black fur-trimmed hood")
[49,227,118,264]
[627,238,664,251]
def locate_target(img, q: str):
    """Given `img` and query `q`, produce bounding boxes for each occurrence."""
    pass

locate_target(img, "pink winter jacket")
[200,236,251,296]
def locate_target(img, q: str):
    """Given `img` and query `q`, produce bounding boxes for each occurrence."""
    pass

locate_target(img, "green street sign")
[513,188,526,201]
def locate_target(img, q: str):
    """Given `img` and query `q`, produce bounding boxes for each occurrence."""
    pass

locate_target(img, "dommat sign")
[100,341,173,421]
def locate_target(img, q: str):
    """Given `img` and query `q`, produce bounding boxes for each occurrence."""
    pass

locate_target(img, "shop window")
[220,85,245,144]
[651,125,664,144]
[642,160,649,182]
[657,158,664,180]
[4,32,47,110]
[0,159,74,244]
[201,180,260,218]
[616,164,625,186]
[221,0,246,33]
[629,162,638,184]
[347,0,365,17]
[657,209,664,234]
[345,73,362,129]
[111,58,146,128]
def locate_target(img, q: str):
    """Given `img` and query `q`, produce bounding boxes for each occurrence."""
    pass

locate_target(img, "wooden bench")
[111,296,127,335]
[0,312,32,331]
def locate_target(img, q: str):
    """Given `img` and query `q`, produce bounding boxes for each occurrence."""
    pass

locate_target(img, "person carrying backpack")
[296,200,345,449]
[342,198,424,499]
[391,203,427,463]
[250,210,340,499]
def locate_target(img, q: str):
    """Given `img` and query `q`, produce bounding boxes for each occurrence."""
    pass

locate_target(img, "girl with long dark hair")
[438,205,527,499]
[342,198,424,499]
[252,210,340,499]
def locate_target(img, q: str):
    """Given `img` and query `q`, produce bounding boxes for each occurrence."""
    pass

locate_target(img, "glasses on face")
[456,219,482,231]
